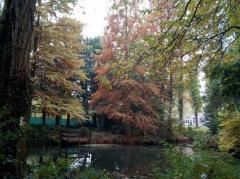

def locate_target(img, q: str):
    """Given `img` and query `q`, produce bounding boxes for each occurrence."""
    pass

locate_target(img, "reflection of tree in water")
[64,146,167,176]
[27,146,168,177]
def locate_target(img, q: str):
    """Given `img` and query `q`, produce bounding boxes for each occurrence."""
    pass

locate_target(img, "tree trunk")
[67,113,70,127]
[42,108,46,126]
[178,74,184,130]
[178,95,184,129]
[167,66,173,140]
[92,113,97,128]
[55,114,60,126]
[0,1,36,177]
[31,0,41,78]
[0,0,36,118]
[195,112,199,128]
[126,124,132,136]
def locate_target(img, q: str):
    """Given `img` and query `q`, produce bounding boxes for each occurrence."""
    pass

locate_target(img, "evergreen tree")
[189,69,202,128]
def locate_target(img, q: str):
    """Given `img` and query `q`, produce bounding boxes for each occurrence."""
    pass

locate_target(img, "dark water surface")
[26,144,169,178]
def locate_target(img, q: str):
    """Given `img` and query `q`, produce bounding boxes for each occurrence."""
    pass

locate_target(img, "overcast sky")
[74,0,111,37]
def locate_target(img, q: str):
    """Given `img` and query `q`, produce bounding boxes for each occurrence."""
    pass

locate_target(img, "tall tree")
[0,0,36,120]
[31,0,86,121]
[205,60,240,154]
[91,0,162,134]
[81,37,101,110]
[189,69,202,128]
[176,59,184,130]
[0,0,36,177]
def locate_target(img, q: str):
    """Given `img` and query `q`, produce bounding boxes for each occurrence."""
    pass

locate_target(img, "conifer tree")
[31,0,86,121]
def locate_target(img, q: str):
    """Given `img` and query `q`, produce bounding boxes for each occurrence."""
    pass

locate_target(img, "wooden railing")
[60,129,90,144]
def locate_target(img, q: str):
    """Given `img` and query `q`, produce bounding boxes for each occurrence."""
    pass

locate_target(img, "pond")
[26,145,169,178]
[25,144,240,179]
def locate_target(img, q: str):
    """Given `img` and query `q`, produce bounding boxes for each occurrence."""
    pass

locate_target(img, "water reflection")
[27,145,168,178]
[69,153,92,169]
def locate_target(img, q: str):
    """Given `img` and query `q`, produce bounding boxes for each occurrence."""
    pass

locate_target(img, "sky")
[73,0,111,37]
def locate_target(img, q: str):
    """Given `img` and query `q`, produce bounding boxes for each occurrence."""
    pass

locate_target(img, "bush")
[35,159,71,179]
[0,107,23,177]
[33,156,110,179]
[34,160,110,179]
[154,148,240,179]
[79,168,110,179]
[183,127,218,149]
[220,111,240,156]
[25,125,60,146]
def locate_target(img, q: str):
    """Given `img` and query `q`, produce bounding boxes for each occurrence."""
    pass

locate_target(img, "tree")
[220,111,240,157]
[204,67,223,134]
[152,0,240,64]
[91,0,163,134]
[206,60,240,154]
[205,60,240,136]
[0,0,36,120]
[176,59,184,130]
[31,0,86,122]
[0,3,3,14]
[189,69,202,128]
[81,37,101,110]
[0,0,36,177]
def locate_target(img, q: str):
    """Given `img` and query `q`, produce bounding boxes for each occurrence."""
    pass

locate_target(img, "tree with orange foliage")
[91,0,164,134]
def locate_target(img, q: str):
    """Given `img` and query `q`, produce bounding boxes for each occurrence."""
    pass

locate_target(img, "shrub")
[154,148,240,179]
[183,127,218,149]
[220,111,240,156]
[25,125,61,146]
[33,158,110,179]
[79,168,110,179]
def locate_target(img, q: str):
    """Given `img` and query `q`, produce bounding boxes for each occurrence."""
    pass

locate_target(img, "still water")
[26,144,170,178]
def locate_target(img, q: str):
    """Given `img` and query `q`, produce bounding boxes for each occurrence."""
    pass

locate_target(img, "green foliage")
[0,107,20,142]
[34,159,110,179]
[189,70,202,114]
[154,148,240,179]
[183,127,218,149]
[25,125,60,146]
[217,61,240,107]
[82,37,101,79]
[35,159,71,179]
[205,60,240,135]
[0,107,23,177]
[0,3,3,16]
[79,168,110,179]
[204,75,222,134]
[220,111,240,155]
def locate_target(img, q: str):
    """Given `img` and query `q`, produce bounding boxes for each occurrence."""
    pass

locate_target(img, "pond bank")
[88,132,161,145]
[26,125,162,146]
[26,126,193,147]
[25,144,240,179]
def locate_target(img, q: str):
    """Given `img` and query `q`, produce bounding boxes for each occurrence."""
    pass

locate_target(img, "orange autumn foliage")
[91,79,162,132]
[90,0,167,132]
